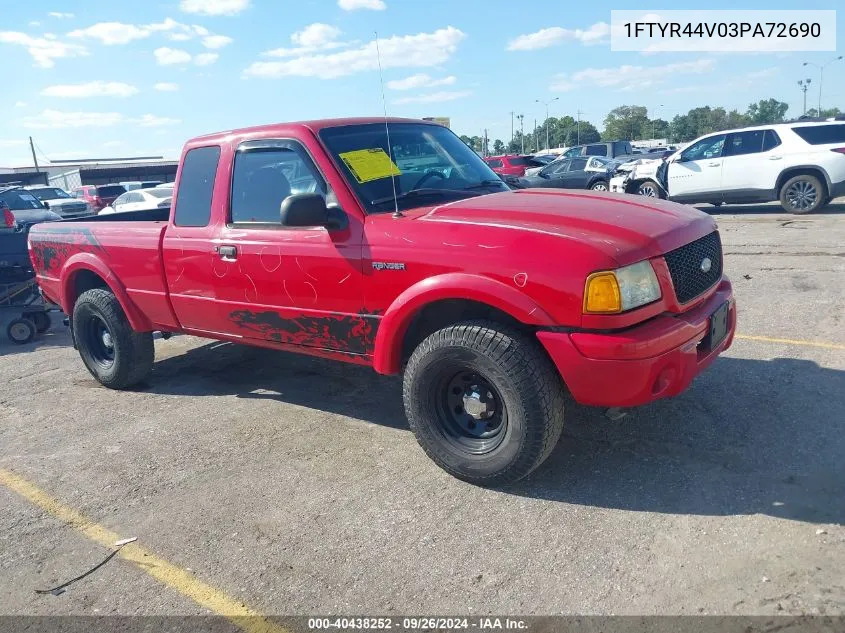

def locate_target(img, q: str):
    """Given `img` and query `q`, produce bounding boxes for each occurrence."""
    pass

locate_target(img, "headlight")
[584,260,661,314]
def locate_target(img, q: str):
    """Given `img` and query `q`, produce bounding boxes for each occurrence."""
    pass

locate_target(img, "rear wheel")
[7,318,36,344]
[73,288,154,389]
[403,321,565,486]
[780,174,825,214]
[590,180,609,191]
[637,180,664,198]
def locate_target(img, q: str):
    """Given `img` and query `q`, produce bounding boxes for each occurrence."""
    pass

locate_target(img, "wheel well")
[400,299,528,363]
[69,269,109,309]
[777,167,830,198]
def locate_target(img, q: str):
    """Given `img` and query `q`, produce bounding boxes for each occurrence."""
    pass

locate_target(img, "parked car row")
[609,120,845,214]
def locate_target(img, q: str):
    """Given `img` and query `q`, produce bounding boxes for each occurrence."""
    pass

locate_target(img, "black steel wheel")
[403,320,566,486]
[436,368,508,455]
[7,318,36,345]
[73,288,154,389]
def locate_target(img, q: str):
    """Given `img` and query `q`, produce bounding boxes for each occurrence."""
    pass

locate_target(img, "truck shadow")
[142,343,844,524]
[696,199,845,216]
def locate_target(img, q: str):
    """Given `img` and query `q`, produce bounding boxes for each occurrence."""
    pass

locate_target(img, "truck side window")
[230,146,325,224]
[174,146,221,227]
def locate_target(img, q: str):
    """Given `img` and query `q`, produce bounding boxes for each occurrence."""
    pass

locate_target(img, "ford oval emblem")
[700,257,712,273]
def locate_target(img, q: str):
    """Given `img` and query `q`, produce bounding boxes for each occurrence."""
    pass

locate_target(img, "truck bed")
[61,208,170,223]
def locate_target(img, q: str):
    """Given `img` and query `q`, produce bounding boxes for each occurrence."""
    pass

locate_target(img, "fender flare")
[61,253,153,332]
[372,273,555,375]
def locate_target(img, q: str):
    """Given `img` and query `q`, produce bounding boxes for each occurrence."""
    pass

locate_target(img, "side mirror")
[42,201,50,209]
[280,193,347,230]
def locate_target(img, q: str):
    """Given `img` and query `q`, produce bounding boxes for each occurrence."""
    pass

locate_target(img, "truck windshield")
[319,123,508,213]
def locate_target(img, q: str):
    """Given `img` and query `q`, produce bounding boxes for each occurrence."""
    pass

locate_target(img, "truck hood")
[419,189,716,264]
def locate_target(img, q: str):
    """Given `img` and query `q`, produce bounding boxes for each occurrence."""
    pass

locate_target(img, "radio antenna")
[374,30,402,219]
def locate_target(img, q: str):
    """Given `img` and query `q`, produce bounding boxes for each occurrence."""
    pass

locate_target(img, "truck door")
[666,133,726,201]
[214,139,368,356]
[161,145,228,334]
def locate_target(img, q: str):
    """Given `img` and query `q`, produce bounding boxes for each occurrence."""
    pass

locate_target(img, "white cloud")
[386,73,456,90]
[29,21,41,27]
[202,34,233,49]
[293,23,341,48]
[20,110,182,129]
[194,52,219,66]
[155,82,180,91]
[102,140,123,148]
[263,23,347,58]
[15,101,26,107]
[69,18,230,48]
[137,114,182,127]
[68,22,150,45]
[0,139,26,148]
[551,58,715,92]
[338,0,386,10]
[21,109,125,129]
[392,90,472,105]
[180,0,249,15]
[507,22,609,51]
[747,67,779,80]
[154,47,192,65]
[246,26,465,80]
[0,32,88,68]
[48,12,74,19]
[41,81,138,98]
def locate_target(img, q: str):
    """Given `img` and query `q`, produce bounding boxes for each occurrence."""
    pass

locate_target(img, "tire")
[779,174,825,214]
[24,311,51,333]
[590,180,609,192]
[7,318,36,345]
[403,320,565,486]
[637,180,664,198]
[72,288,154,389]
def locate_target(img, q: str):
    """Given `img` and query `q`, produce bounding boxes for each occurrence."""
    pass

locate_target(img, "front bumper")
[609,175,628,193]
[536,278,736,407]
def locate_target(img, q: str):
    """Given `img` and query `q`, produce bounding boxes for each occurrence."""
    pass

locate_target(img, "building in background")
[0,157,178,190]
[422,117,451,128]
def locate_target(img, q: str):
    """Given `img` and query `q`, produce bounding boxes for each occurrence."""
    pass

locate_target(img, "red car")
[29,117,736,485]
[71,184,127,213]
[483,154,545,177]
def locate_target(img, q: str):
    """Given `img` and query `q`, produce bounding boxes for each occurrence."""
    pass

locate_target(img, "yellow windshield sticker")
[339,148,402,184]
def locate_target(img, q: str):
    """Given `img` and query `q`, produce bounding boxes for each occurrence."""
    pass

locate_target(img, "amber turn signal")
[584,272,622,314]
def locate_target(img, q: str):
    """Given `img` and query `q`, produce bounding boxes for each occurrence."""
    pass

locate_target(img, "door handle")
[707,161,721,167]
[217,245,237,259]
[767,155,783,160]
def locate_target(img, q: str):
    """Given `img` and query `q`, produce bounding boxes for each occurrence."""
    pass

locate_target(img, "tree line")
[460,99,842,156]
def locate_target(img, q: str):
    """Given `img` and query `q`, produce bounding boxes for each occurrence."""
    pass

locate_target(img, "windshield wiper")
[460,179,509,191]
[370,188,478,207]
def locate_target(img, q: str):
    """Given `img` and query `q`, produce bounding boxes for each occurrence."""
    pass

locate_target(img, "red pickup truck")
[28,117,736,485]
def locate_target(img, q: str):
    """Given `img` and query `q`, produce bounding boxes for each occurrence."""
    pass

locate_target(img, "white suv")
[609,121,845,214]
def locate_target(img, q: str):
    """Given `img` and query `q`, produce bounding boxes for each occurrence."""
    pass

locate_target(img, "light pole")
[516,114,524,153]
[535,97,559,151]
[798,79,812,116]
[652,104,664,140]
[803,55,843,115]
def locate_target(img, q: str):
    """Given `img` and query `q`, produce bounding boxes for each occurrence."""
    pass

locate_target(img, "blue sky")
[0,0,842,167]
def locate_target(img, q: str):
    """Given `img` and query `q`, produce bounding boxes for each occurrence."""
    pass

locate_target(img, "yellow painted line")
[735,334,845,351]
[0,468,286,633]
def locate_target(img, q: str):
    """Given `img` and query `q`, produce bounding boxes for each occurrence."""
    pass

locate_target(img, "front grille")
[57,203,89,216]
[663,231,723,304]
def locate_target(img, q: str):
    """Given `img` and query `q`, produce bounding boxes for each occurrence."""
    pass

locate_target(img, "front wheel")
[780,174,825,214]
[637,180,664,198]
[73,288,154,389]
[403,321,565,486]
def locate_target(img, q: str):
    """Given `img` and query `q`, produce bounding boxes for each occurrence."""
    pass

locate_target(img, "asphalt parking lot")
[1,199,844,619]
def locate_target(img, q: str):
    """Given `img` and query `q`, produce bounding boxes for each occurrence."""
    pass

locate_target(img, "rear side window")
[509,156,534,166]
[174,146,221,227]
[569,157,589,171]
[762,130,781,151]
[584,145,608,156]
[791,124,845,145]
[486,159,503,168]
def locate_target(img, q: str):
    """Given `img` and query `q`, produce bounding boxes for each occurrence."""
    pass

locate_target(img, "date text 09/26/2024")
[307,617,527,630]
